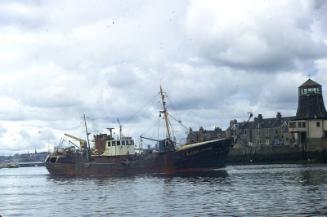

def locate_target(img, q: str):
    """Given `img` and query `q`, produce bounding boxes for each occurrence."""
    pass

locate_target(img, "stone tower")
[296,79,327,120]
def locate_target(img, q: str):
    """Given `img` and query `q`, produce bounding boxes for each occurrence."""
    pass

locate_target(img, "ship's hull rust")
[45,138,232,176]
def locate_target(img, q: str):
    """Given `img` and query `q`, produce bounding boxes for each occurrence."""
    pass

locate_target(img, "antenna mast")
[117,118,122,140]
[160,85,171,141]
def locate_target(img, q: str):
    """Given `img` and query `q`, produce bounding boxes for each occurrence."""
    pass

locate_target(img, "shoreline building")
[226,78,327,163]
[228,113,295,148]
[288,79,327,153]
[187,78,327,163]
[186,127,225,144]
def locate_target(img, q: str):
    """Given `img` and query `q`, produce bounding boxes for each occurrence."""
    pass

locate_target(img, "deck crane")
[64,133,87,150]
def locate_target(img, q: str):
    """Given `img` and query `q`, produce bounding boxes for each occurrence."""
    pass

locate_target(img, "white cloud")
[185,0,327,70]
[0,0,327,154]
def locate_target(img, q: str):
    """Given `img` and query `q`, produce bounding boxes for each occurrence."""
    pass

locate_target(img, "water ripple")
[0,165,327,216]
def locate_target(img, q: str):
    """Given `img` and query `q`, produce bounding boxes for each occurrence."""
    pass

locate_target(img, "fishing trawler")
[45,87,233,176]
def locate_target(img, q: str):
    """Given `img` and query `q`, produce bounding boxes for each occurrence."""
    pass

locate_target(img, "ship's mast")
[160,85,171,141]
[83,114,91,161]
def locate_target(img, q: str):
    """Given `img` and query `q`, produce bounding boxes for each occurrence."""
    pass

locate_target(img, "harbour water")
[0,164,327,217]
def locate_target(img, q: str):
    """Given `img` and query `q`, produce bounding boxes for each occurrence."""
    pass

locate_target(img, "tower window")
[301,87,322,95]
[317,122,321,127]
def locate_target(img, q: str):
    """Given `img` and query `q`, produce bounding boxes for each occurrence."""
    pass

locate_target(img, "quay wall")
[227,140,327,164]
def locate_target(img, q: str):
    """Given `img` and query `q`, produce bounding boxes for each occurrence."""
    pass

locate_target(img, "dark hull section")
[45,138,232,177]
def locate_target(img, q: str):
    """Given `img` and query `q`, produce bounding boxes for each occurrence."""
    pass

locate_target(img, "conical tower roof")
[299,79,321,88]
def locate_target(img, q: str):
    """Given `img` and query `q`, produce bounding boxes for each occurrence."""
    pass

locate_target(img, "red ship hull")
[45,138,232,177]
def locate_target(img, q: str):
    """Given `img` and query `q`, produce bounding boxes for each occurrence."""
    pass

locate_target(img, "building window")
[317,122,321,127]
[297,122,301,128]
[289,122,296,128]
[302,122,306,128]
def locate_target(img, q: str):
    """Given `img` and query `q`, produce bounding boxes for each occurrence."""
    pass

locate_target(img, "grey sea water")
[0,164,326,217]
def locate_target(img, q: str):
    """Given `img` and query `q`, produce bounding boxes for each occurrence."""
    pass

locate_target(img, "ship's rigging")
[58,86,189,152]
[140,86,190,150]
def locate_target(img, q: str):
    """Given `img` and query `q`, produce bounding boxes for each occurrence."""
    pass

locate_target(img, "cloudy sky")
[1,0,327,154]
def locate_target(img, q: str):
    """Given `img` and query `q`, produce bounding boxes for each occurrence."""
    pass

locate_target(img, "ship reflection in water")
[153,169,229,179]
[1,165,327,216]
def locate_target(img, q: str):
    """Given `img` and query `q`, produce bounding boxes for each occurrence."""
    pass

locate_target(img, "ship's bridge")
[101,137,135,156]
